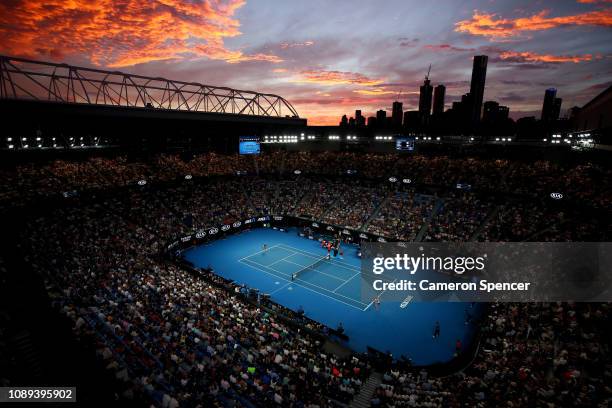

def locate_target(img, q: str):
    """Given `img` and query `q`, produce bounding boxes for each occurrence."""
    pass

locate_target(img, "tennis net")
[291,256,328,281]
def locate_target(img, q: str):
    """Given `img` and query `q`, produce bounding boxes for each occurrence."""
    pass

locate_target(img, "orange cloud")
[353,89,397,95]
[500,51,593,63]
[292,70,384,86]
[0,0,282,67]
[455,9,612,40]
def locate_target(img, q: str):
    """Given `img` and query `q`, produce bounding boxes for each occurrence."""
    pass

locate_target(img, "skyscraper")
[541,88,557,121]
[498,106,510,121]
[552,97,563,121]
[355,110,366,127]
[433,85,446,115]
[376,109,387,126]
[482,101,499,123]
[469,55,488,124]
[392,101,403,128]
[340,114,348,127]
[419,77,433,122]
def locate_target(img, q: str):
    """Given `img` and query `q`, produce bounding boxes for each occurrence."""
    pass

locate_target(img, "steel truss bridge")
[0,55,300,119]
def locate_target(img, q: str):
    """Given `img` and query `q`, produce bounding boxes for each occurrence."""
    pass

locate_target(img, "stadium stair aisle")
[349,372,383,408]
[470,204,502,241]
[361,192,393,231]
[415,197,445,242]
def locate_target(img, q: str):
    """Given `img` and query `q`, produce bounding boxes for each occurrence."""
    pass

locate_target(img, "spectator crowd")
[1,150,610,407]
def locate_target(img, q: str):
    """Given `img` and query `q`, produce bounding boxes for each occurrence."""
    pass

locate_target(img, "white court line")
[277,244,361,274]
[238,244,282,261]
[240,258,369,307]
[238,259,367,311]
[363,278,398,312]
[242,257,362,303]
[280,259,345,282]
[269,281,292,296]
[267,252,300,268]
[332,269,362,293]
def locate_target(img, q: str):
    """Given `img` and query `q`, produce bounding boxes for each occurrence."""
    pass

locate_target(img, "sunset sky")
[1,0,611,125]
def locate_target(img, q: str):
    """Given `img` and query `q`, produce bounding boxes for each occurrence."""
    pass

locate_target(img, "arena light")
[543,138,547,142]
[436,137,441,141]
[185,174,193,180]
[388,177,398,183]
[294,170,302,175]
[8,144,14,149]
[495,138,500,141]
[36,137,41,141]
[137,180,147,186]
[22,137,27,141]
[23,144,29,148]
[7,137,12,142]
[402,178,412,184]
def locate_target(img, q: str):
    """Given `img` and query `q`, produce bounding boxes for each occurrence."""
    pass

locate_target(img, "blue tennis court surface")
[183,228,480,365]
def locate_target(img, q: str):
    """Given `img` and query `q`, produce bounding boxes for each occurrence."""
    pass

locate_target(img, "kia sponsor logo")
[550,192,563,200]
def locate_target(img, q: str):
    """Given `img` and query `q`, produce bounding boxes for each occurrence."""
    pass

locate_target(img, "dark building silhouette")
[419,76,433,124]
[376,109,387,127]
[403,111,420,131]
[553,97,562,120]
[367,116,377,127]
[469,55,488,124]
[391,101,403,128]
[541,88,562,122]
[348,117,356,127]
[498,105,509,121]
[340,114,348,127]
[483,101,499,123]
[571,84,612,132]
[355,110,366,127]
[433,85,445,116]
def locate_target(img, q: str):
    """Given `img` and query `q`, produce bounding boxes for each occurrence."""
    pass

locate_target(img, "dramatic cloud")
[353,89,397,95]
[455,9,612,40]
[500,51,593,63]
[0,0,609,125]
[291,70,384,86]
[0,0,282,66]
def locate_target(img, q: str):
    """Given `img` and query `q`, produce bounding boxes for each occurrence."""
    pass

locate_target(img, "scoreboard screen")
[395,136,415,151]
[239,137,260,155]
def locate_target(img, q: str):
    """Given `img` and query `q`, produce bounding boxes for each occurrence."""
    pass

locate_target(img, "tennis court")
[238,243,396,311]
[183,227,481,365]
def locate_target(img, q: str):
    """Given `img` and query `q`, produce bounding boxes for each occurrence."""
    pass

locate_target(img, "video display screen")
[395,136,415,151]
[239,137,260,155]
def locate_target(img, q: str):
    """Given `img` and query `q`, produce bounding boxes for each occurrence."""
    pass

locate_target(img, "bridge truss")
[0,55,300,118]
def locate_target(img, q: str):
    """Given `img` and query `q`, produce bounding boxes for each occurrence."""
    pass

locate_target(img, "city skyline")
[0,0,611,125]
